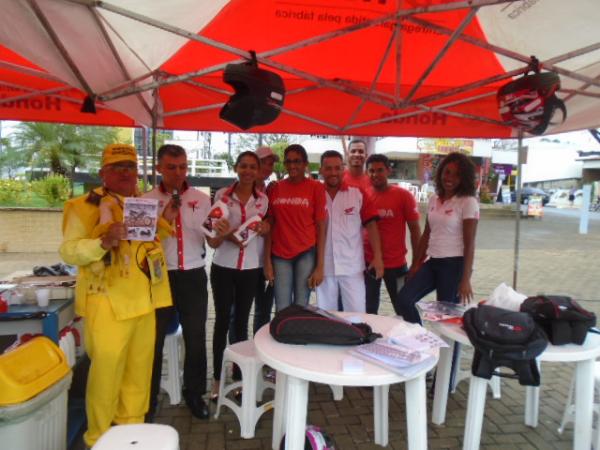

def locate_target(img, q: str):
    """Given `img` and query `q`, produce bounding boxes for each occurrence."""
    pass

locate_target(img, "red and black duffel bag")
[520,295,596,345]
[270,304,381,345]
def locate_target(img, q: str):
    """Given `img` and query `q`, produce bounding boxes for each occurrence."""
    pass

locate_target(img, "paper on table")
[389,331,449,352]
[416,300,466,322]
[123,197,159,241]
[350,344,435,378]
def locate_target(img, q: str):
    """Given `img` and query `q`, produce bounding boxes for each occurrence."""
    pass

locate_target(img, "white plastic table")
[429,321,600,450]
[254,313,439,450]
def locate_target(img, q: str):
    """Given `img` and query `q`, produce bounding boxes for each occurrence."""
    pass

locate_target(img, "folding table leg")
[272,373,288,450]
[463,376,488,450]
[329,384,343,401]
[284,376,309,450]
[525,360,541,427]
[405,374,427,450]
[373,384,389,446]
[573,358,595,450]
[432,339,454,424]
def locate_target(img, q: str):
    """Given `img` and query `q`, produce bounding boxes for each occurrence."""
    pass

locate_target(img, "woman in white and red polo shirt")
[264,144,327,311]
[210,151,269,398]
[394,152,479,323]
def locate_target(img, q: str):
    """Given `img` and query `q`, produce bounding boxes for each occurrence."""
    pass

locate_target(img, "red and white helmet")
[497,70,566,135]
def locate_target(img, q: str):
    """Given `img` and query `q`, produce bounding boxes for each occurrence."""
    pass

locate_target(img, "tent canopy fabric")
[0,0,598,137]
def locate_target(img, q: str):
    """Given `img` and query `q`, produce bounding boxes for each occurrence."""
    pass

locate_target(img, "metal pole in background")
[151,116,157,187]
[141,126,148,192]
[513,130,524,289]
[579,184,592,234]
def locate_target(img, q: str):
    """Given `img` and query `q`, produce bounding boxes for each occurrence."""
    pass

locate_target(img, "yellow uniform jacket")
[60,188,173,320]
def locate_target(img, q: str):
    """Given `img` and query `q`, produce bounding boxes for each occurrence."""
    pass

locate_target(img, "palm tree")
[12,122,118,186]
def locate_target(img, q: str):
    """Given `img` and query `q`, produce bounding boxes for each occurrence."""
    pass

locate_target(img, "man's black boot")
[183,389,209,419]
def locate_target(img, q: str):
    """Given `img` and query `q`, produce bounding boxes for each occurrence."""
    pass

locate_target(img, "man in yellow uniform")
[60,144,176,448]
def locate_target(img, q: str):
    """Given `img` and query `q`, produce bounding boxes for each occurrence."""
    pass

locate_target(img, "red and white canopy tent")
[1,0,599,288]
[0,0,599,137]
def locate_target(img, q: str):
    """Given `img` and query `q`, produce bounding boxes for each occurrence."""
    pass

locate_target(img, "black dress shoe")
[183,390,209,419]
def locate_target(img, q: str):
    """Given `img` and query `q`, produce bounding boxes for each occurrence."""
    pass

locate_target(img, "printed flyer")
[123,197,159,241]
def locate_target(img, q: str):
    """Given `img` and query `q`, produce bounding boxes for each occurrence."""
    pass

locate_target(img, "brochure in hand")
[123,197,159,241]
[416,300,466,322]
[200,199,229,238]
[233,214,262,246]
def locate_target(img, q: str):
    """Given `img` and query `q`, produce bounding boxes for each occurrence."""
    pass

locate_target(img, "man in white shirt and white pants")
[316,150,384,312]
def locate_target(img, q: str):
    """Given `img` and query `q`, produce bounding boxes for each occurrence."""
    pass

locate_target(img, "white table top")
[254,312,439,386]
[430,320,600,362]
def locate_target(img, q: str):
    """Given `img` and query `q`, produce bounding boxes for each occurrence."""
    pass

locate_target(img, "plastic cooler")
[0,336,72,450]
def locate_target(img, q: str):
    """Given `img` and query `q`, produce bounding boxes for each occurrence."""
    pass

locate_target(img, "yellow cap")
[102,144,137,167]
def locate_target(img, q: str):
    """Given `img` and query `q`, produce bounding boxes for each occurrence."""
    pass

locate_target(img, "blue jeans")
[393,257,464,324]
[272,247,315,311]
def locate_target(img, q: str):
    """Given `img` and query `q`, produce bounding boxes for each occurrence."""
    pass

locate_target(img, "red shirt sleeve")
[313,180,327,222]
[360,189,379,225]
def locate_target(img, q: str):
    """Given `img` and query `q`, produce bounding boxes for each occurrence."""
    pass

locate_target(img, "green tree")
[0,137,27,178]
[31,174,70,207]
[12,122,118,187]
[235,134,291,178]
[213,152,235,170]
[235,133,291,153]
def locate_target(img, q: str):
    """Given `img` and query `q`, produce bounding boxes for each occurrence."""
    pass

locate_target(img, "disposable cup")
[36,288,51,307]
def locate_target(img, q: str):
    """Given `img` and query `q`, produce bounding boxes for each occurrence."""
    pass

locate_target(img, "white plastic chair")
[92,424,179,450]
[417,183,430,203]
[450,345,501,399]
[214,340,275,439]
[408,185,419,201]
[558,360,600,449]
[160,326,183,405]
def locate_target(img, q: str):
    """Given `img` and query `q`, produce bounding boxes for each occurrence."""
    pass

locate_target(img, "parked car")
[510,187,550,205]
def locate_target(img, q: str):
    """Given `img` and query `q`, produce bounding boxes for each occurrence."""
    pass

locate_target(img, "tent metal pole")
[141,126,148,192]
[0,81,111,111]
[28,0,95,96]
[407,16,600,89]
[346,91,502,130]
[394,7,403,102]
[513,130,524,290]
[0,61,64,82]
[151,114,157,187]
[403,7,478,104]
[0,87,66,105]
[343,24,399,130]
[87,6,153,118]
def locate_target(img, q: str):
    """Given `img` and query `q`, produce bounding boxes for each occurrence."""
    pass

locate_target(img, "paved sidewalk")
[2,207,599,449]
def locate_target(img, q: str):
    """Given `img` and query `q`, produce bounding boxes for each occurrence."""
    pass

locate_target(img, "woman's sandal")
[233,388,242,402]
[210,383,220,403]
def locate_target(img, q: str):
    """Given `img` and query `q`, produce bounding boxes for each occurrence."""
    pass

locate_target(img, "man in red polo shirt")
[363,154,421,314]
[342,138,371,191]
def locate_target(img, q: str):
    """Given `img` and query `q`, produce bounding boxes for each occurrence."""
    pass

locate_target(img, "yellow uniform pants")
[83,294,156,447]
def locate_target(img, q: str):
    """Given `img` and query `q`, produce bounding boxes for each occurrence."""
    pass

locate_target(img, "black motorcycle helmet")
[220,51,285,130]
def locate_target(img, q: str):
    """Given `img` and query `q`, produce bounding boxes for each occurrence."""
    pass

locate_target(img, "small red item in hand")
[209,207,223,219]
